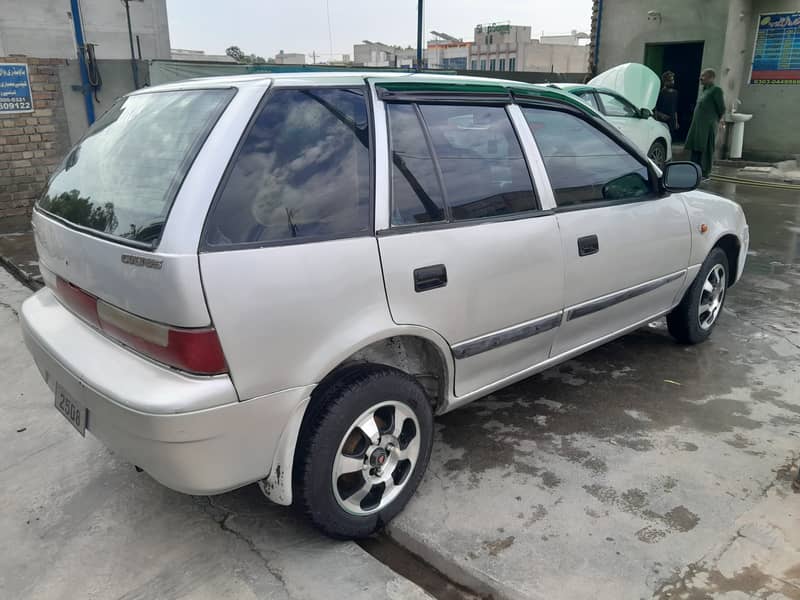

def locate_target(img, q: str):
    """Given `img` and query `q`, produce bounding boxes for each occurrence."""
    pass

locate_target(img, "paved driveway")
[390,180,800,599]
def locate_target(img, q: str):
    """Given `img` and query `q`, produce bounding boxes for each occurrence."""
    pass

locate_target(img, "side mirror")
[663,161,702,192]
[639,107,653,119]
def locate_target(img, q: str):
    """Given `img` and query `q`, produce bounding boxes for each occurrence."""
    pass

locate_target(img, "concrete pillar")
[716,0,755,157]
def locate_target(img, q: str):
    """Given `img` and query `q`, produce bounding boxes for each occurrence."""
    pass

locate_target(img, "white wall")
[524,42,590,73]
[596,0,729,73]
[0,0,171,60]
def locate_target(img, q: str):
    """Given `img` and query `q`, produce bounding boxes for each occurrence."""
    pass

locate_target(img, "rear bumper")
[21,289,311,495]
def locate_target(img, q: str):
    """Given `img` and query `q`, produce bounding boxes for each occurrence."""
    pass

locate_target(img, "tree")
[226,46,245,62]
[226,45,267,64]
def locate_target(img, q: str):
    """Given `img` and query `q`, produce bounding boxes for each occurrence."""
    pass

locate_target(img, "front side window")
[523,107,652,208]
[418,104,537,221]
[598,92,638,117]
[38,89,234,245]
[205,88,370,247]
[387,104,445,226]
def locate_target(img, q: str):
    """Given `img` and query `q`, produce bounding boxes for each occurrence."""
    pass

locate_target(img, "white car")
[21,72,747,539]
[552,63,673,166]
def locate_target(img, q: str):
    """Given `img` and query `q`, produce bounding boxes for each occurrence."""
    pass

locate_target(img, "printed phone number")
[750,79,800,84]
[0,100,33,110]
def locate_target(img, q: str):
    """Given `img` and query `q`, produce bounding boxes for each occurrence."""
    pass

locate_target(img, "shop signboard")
[750,12,800,84]
[0,63,34,113]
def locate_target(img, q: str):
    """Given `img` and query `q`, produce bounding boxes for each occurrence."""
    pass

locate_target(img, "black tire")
[647,139,668,167]
[294,365,434,539]
[667,247,729,344]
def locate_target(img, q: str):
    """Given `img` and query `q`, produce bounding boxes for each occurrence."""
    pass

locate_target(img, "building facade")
[0,0,171,60]
[469,24,530,72]
[273,51,306,65]
[427,32,472,70]
[592,0,799,160]
[468,23,590,74]
[353,41,417,68]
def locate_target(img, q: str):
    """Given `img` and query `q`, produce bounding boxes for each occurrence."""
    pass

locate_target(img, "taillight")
[51,276,227,375]
[55,277,100,328]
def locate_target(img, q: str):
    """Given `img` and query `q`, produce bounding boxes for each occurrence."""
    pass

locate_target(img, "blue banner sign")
[0,63,35,113]
[750,12,800,84]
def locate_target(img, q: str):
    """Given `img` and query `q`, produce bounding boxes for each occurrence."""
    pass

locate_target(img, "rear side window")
[417,104,536,221]
[205,88,371,247]
[522,107,651,208]
[387,104,445,225]
[38,89,234,245]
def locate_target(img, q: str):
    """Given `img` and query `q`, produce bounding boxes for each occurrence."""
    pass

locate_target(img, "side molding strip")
[566,270,686,321]
[452,312,563,360]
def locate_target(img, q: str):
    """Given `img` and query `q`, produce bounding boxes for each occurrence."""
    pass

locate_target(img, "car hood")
[589,63,660,110]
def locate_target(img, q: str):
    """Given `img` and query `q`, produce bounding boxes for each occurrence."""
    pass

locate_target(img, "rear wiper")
[128,221,164,245]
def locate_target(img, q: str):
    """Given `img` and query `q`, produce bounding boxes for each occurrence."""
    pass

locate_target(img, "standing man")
[655,71,679,136]
[685,68,726,179]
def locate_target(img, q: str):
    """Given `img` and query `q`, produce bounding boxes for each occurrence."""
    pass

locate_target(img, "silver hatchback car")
[22,72,748,538]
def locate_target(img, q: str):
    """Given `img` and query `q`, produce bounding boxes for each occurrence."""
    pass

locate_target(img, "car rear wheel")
[647,139,668,167]
[294,365,433,539]
[667,247,729,344]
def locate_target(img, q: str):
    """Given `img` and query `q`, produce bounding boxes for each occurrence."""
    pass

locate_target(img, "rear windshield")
[37,88,235,246]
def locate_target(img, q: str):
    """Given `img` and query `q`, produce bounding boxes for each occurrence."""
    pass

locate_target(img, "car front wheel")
[294,365,433,539]
[647,139,668,167]
[667,247,729,344]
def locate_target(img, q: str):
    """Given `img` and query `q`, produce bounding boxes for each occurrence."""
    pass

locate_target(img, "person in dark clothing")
[685,68,726,178]
[655,71,679,135]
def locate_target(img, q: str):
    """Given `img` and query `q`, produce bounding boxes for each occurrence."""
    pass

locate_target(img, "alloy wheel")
[649,143,666,167]
[332,401,421,516]
[698,263,726,330]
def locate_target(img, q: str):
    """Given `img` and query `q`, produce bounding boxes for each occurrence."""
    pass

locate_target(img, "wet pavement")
[0,272,433,600]
[1,178,798,599]
[389,179,800,599]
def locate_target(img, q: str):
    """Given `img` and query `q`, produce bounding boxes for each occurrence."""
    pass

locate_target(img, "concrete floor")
[0,273,432,600]
[389,179,800,599]
[1,178,798,599]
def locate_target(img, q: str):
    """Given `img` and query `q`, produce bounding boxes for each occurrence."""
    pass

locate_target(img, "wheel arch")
[259,328,454,506]
[713,233,741,286]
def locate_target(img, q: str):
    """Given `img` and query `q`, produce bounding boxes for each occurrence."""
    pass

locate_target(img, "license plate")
[55,384,86,437]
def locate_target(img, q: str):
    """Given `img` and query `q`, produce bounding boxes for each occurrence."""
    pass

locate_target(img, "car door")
[596,91,649,154]
[520,105,691,357]
[374,94,564,397]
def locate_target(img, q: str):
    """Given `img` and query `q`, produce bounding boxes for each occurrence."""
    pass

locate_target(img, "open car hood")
[589,63,660,110]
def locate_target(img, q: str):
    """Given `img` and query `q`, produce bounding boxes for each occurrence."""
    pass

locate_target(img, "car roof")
[134,71,601,116]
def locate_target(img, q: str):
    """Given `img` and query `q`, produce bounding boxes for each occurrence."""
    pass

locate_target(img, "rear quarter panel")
[200,238,444,401]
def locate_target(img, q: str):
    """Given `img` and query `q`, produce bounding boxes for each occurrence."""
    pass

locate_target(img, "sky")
[166,0,592,61]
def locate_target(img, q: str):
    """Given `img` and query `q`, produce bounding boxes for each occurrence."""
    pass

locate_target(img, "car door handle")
[577,235,599,257]
[414,264,447,292]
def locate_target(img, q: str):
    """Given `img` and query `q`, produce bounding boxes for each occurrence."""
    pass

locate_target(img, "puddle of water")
[357,535,486,600]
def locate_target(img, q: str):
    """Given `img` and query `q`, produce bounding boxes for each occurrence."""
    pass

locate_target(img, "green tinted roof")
[368,73,601,116]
